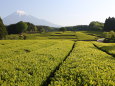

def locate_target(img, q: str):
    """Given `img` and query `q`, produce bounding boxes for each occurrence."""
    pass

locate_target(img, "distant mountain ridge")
[3,10,61,27]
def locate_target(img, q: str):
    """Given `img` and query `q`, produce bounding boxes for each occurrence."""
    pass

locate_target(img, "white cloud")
[16,10,26,16]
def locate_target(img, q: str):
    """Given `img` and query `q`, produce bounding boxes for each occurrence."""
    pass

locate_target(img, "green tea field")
[6,31,102,41]
[0,31,115,86]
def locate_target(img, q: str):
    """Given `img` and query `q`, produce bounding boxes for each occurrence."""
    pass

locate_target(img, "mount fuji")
[3,10,61,27]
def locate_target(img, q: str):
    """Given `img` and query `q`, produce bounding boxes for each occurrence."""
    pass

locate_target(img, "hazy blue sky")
[0,0,115,26]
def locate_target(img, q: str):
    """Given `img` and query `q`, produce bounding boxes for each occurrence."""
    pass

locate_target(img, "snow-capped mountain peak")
[3,11,61,27]
[16,10,26,16]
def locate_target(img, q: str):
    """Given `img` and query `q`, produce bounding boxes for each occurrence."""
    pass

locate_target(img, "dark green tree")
[0,17,7,39]
[39,27,45,33]
[7,24,17,34]
[59,27,67,32]
[36,26,53,32]
[16,21,28,33]
[36,26,45,33]
[26,22,36,32]
[73,25,89,31]
[104,17,115,31]
[89,21,104,31]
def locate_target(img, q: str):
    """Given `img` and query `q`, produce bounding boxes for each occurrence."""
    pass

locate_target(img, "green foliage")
[104,17,115,31]
[6,24,17,34]
[73,25,89,31]
[0,17,7,39]
[39,27,45,33]
[82,31,103,38]
[89,21,104,31]
[59,27,67,32]
[7,21,28,34]
[49,31,77,39]
[0,40,115,85]
[75,31,97,40]
[63,25,89,31]
[103,31,115,42]
[49,41,115,86]
[26,22,36,32]
[16,21,28,33]
[62,22,104,31]
[93,42,115,55]
[36,26,53,33]
[0,40,74,86]
[6,31,101,40]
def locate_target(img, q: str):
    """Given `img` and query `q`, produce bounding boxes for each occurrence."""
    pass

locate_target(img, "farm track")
[93,43,115,57]
[42,42,76,86]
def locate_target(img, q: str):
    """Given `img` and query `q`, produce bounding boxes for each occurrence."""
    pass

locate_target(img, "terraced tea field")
[6,31,102,40]
[93,42,115,56]
[49,41,115,86]
[0,32,115,86]
[0,40,74,86]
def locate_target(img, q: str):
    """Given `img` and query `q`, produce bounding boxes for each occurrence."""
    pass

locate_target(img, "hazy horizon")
[1,0,115,26]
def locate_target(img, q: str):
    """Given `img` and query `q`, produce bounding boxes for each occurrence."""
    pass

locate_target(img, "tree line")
[62,21,104,31]
[62,17,115,32]
[0,17,115,39]
[6,21,54,34]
